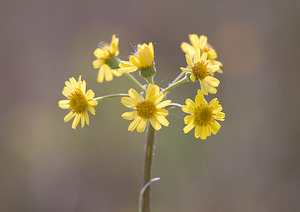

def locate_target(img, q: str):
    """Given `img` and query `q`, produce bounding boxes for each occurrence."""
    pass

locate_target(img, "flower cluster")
[58,34,225,140]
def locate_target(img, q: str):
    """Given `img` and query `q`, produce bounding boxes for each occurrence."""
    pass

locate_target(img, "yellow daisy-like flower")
[180,49,220,95]
[92,34,122,83]
[121,84,171,133]
[58,76,98,130]
[181,34,223,74]
[182,90,225,140]
[119,42,155,74]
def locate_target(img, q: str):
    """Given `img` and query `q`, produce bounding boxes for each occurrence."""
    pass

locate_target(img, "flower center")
[194,105,213,126]
[69,89,88,114]
[136,100,157,119]
[192,61,209,80]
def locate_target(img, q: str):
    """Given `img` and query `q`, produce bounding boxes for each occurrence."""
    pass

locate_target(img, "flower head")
[119,43,155,79]
[181,49,220,95]
[121,84,171,132]
[58,76,98,129]
[92,34,122,83]
[181,34,223,74]
[182,90,225,140]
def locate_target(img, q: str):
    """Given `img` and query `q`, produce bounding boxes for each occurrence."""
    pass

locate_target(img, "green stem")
[93,93,129,102]
[162,76,188,94]
[142,123,156,212]
[124,73,146,92]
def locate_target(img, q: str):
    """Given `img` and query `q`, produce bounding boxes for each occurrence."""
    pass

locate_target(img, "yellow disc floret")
[69,89,88,114]
[192,61,209,80]
[136,100,157,119]
[193,105,213,126]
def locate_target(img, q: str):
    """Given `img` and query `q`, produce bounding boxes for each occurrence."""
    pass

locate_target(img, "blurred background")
[1,0,300,211]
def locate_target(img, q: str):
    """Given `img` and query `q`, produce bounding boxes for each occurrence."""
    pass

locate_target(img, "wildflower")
[58,76,98,129]
[182,90,225,140]
[92,34,122,83]
[180,49,220,95]
[119,43,156,81]
[181,34,223,74]
[121,84,171,132]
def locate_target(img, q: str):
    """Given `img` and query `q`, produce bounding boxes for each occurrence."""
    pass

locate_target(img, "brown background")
[1,0,300,211]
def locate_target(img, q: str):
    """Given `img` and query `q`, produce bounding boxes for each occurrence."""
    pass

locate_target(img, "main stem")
[142,123,156,212]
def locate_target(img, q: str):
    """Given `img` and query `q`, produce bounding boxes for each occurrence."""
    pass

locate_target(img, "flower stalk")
[94,93,129,102]
[142,123,156,212]
[162,75,189,94]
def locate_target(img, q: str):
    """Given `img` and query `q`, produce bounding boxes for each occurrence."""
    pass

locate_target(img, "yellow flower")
[182,90,225,140]
[181,34,223,74]
[121,84,171,132]
[119,42,155,74]
[180,49,220,95]
[58,76,98,129]
[92,34,122,83]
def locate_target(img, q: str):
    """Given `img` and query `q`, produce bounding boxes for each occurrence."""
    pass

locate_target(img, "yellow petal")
[94,48,104,58]
[150,118,162,131]
[190,74,196,82]
[64,111,75,122]
[199,35,207,49]
[210,121,221,134]
[72,114,80,130]
[81,112,85,128]
[180,42,195,53]
[156,100,171,108]
[201,52,207,61]
[103,65,113,81]
[185,52,194,69]
[195,48,201,62]
[128,117,141,132]
[183,122,195,134]
[121,111,137,120]
[195,90,204,105]
[200,125,208,140]
[58,100,69,109]
[128,88,143,102]
[184,115,194,124]
[206,76,220,87]
[112,69,122,77]
[156,116,169,127]
[146,84,159,102]
[93,59,101,69]
[129,55,140,67]
[195,125,201,138]
[156,108,168,116]
[121,97,138,109]
[180,67,192,74]
[137,118,147,132]
[215,112,225,121]
[154,92,164,105]
[97,67,105,83]
[85,90,95,99]
[84,111,90,126]
[189,34,199,48]
[87,105,96,115]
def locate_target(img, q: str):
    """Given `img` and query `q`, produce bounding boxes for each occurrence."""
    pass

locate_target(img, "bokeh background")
[1,0,300,211]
